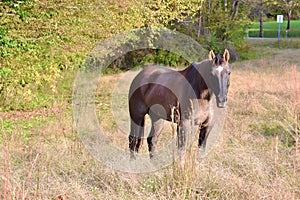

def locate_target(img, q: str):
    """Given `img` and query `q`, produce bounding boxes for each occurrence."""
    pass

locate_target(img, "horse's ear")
[209,50,215,60]
[223,49,230,62]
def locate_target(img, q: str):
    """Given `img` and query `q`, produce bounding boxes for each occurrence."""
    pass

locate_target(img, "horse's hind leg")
[147,115,164,159]
[129,116,145,159]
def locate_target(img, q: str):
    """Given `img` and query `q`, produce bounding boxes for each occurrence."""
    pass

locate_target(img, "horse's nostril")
[218,97,225,102]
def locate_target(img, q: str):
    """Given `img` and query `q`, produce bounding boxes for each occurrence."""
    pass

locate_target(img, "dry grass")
[1,53,300,199]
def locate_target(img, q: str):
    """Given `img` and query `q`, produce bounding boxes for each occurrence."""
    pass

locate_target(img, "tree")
[243,0,263,37]
[198,0,205,37]
[201,0,249,41]
[244,0,277,37]
[277,0,300,30]
[197,0,245,37]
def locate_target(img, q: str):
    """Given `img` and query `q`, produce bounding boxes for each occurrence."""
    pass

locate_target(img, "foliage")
[2,0,299,111]
[196,0,251,52]
[104,48,191,75]
[141,49,188,67]
[0,0,204,111]
[144,0,199,26]
[276,0,300,17]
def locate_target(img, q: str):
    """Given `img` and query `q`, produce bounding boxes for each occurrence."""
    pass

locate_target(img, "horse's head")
[208,49,231,108]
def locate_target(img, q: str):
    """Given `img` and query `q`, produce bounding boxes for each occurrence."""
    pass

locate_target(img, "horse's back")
[134,65,175,82]
[129,65,180,120]
[129,65,177,95]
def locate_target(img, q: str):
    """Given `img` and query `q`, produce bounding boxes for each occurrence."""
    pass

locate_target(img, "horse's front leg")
[198,125,208,150]
[198,123,212,159]
[177,119,191,157]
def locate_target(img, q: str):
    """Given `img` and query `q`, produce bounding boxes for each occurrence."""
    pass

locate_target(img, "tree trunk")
[259,0,263,38]
[208,0,211,25]
[259,12,263,38]
[286,10,291,30]
[230,1,240,20]
[198,1,204,37]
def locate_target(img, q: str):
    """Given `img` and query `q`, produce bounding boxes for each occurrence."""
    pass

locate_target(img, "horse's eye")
[227,71,231,75]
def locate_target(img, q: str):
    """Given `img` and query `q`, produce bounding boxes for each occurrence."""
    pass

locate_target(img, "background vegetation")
[1,0,298,111]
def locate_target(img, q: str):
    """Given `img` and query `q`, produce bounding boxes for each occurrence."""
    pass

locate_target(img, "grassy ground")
[1,45,299,199]
[248,20,300,38]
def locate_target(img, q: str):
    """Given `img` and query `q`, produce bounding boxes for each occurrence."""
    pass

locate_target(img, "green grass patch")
[0,115,47,144]
[250,121,296,147]
[249,20,300,38]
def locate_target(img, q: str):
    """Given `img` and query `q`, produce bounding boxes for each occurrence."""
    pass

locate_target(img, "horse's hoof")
[130,152,136,160]
[197,147,206,160]
[149,153,154,159]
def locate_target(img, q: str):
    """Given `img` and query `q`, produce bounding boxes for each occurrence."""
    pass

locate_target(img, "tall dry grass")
[0,57,299,199]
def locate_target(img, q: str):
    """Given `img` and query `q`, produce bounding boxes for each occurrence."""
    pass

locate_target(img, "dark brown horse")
[128,50,230,159]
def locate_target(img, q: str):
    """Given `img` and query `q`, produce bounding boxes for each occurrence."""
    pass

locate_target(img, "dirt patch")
[274,49,300,66]
[99,74,122,83]
[0,104,64,121]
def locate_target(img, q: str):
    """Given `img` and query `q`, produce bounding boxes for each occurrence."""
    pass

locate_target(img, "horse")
[128,49,230,159]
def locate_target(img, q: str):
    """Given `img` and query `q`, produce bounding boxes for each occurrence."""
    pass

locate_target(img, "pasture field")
[0,46,299,199]
[248,20,300,38]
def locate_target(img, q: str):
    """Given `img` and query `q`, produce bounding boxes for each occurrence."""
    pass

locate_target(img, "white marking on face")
[216,65,223,74]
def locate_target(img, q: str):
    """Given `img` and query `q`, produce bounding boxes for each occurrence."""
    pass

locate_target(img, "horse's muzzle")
[217,102,227,108]
[217,97,227,108]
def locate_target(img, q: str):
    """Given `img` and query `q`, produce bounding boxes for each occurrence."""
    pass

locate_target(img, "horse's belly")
[194,111,210,125]
[192,99,211,125]
[144,85,177,120]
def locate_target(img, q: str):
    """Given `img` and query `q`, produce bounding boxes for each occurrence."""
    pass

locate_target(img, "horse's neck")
[196,60,214,100]
[180,61,210,99]
[193,59,211,75]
